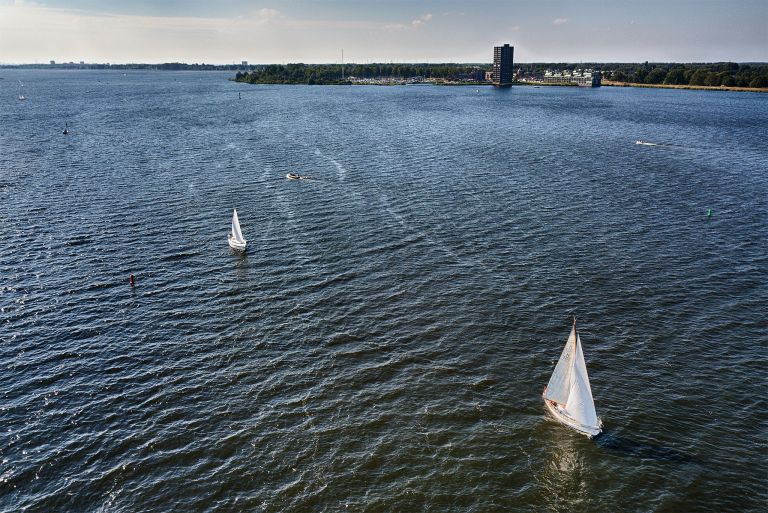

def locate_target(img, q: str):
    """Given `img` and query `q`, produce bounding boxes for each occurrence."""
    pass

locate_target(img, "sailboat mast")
[341,48,344,80]
[572,317,578,352]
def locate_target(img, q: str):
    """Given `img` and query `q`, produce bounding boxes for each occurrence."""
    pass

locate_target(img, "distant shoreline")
[602,80,768,93]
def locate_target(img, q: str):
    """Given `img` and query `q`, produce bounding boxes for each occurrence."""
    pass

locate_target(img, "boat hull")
[228,237,247,252]
[543,397,602,438]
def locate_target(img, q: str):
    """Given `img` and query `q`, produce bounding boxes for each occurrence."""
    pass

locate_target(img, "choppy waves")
[0,71,766,512]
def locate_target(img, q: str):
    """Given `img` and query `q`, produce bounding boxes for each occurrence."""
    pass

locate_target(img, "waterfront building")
[541,69,601,87]
[469,68,486,82]
[519,69,601,87]
[492,44,514,87]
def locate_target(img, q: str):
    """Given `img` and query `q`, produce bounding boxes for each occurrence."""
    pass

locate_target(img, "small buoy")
[129,274,135,286]
[707,209,713,217]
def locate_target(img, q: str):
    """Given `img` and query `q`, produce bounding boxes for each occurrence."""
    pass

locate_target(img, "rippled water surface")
[1,70,766,512]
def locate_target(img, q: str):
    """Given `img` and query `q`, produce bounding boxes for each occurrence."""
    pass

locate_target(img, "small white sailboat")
[542,319,602,438]
[18,80,27,101]
[227,208,247,252]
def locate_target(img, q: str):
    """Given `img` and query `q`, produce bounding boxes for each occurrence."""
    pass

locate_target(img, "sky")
[0,0,766,64]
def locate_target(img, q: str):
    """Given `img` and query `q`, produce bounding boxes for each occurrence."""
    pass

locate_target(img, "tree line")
[600,62,768,88]
[235,63,486,84]
[236,62,768,88]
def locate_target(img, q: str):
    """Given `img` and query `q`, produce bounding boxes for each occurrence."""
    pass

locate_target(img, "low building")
[468,68,486,81]
[541,69,601,87]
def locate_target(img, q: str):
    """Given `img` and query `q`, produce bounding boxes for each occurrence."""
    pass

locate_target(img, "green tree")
[689,69,709,86]
[663,68,686,85]
[646,68,666,84]
[704,72,720,86]
[718,72,735,87]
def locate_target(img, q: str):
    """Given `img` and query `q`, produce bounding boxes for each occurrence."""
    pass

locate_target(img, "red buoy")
[129,274,135,287]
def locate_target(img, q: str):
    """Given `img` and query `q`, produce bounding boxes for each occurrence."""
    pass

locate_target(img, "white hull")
[228,235,247,252]
[543,396,601,438]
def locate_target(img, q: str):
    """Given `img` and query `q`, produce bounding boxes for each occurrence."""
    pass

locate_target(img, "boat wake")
[315,149,347,181]
[635,140,691,149]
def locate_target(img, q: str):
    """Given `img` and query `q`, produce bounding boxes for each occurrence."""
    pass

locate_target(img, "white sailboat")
[18,80,27,101]
[542,319,602,438]
[227,208,247,252]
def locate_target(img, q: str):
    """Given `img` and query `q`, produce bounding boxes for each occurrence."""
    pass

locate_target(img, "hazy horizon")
[1,0,766,65]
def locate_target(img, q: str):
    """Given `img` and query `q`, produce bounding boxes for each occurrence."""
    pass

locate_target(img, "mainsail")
[231,209,245,244]
[566,334,599,428]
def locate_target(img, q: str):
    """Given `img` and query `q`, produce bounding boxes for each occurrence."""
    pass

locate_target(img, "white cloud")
[252,8,279,23]
[553,17,568,25]
[411,13,432,29]
[383,13,432,31]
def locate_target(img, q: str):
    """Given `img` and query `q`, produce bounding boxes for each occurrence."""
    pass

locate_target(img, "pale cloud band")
[0,1,764,63]
[384,13,433,31]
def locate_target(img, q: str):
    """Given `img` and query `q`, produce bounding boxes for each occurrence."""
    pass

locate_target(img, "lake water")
[1,70,766,512]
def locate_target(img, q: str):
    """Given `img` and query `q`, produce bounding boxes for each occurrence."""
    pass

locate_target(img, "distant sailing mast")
[341,48,345,81]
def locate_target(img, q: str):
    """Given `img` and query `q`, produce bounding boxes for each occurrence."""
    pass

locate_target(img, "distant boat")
[17,80,27,101]
[63,123,69,135]
[542,319,602,438]
[286,173,310,180]
[635,140,657,146]
[227,208,247,252]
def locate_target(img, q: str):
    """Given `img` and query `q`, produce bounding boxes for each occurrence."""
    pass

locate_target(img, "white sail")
[231,209,245,244]
[543,325,576,405]
[565,335,599,429]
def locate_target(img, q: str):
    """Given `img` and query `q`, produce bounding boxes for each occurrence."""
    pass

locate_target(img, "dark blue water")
[1,70,766,512]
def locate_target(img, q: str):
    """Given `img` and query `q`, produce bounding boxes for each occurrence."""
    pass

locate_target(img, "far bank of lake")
[602,79,768,93]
